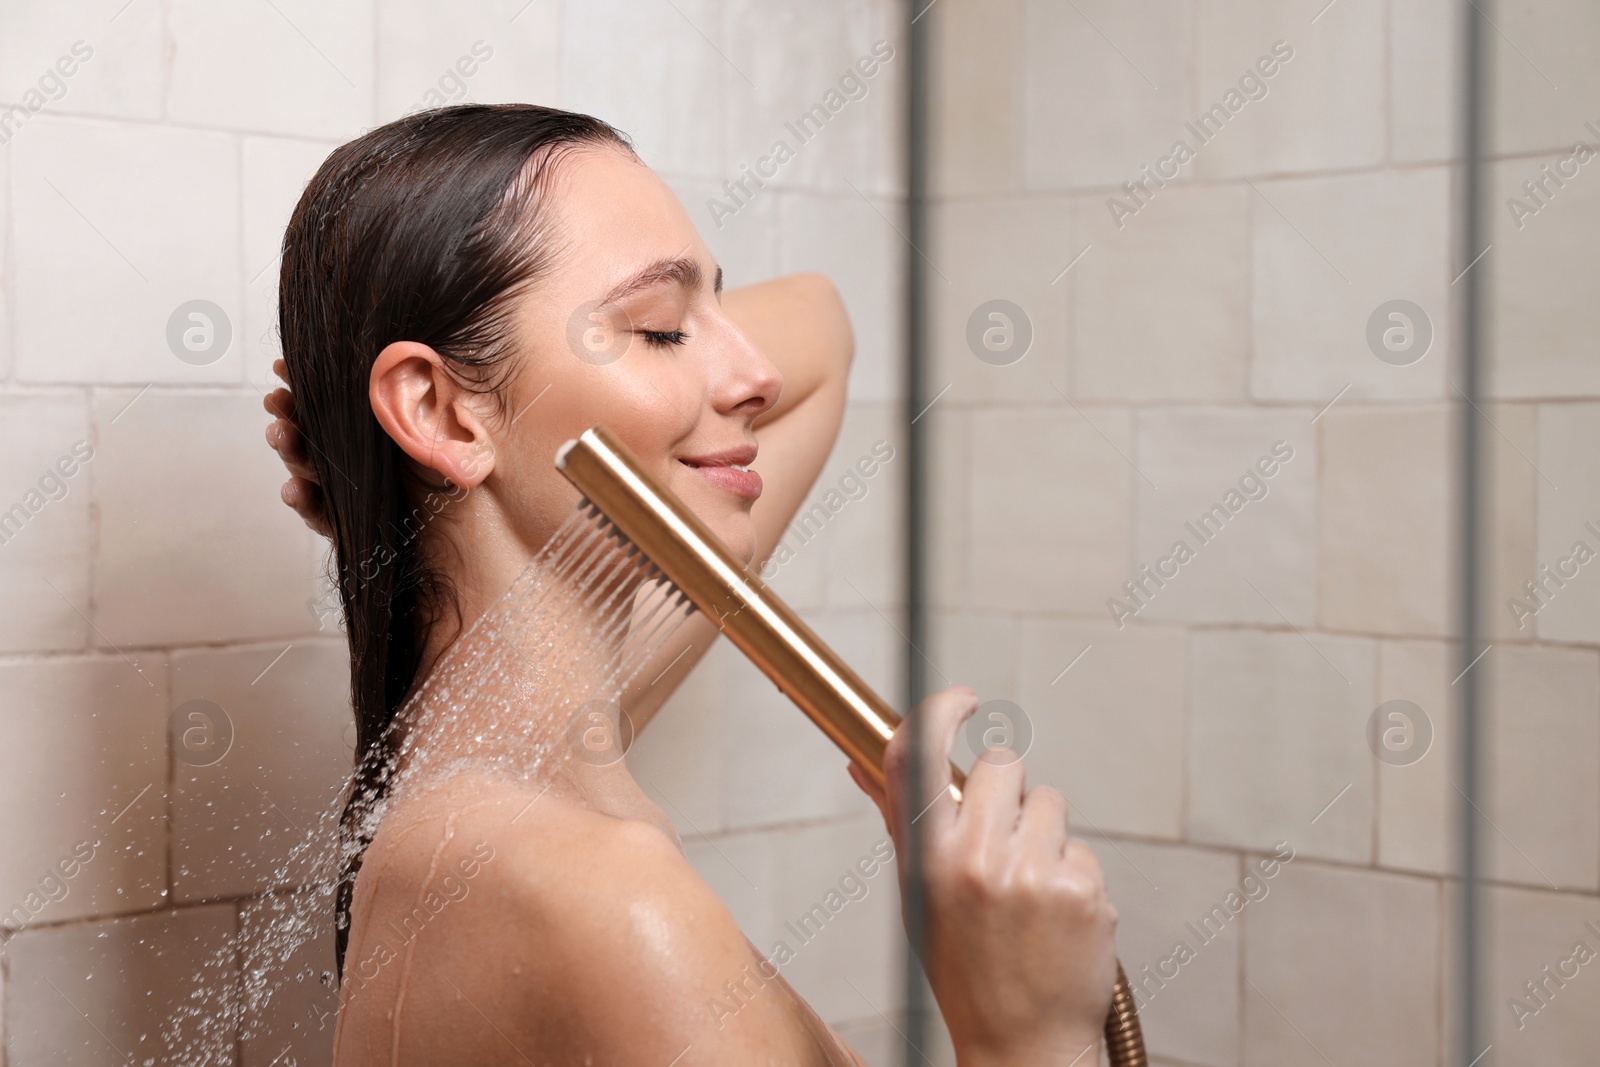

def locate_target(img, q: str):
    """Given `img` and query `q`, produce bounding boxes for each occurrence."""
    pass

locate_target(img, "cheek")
[498,422,585,543]
[526,353,750,552]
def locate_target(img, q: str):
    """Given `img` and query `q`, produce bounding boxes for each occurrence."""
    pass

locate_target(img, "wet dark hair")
[276,103,635,976]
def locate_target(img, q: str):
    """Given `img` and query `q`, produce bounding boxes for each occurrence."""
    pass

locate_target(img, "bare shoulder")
[475,790,780,1057]
[338,773,856,1065]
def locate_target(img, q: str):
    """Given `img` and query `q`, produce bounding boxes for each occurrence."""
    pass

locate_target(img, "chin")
[715,513,758,566]
[699,503,757,564]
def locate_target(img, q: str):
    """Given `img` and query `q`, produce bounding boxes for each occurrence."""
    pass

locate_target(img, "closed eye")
[640,329,688,348]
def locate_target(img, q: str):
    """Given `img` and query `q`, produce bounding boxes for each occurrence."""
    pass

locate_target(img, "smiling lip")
[679,444,762,501]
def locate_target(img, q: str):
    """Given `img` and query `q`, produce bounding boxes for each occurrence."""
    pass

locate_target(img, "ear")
[369,341,498,489]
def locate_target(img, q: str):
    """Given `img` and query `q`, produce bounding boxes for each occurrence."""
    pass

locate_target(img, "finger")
[281,476,316,514]
[281,477,332,537]
[956,745,1027,843]
[262,387,296,422]
[273,357,289,383]
[265,421,318,481]
[1062,836,1108,894]
[1015,784,1069,862]
[271,416,313,469]
[884,686,977,835]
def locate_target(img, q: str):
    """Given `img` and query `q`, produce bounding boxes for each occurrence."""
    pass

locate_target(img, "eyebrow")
[600,256,722,306]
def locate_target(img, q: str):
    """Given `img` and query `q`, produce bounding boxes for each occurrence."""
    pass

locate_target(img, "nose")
[709,318,782,422]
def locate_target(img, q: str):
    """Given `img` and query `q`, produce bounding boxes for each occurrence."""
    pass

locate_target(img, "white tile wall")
[1072,184,1251,403]
[1485,403,1541,641]
[92,389,323,647]
[1194,0,1387,179]
[818,403,903,608]
[1250,168,1451,403]
[1390,0,1457,164]
[1021,0,1196,191]
[1534,402,1600,642]
[1097,842,1244,1066]
[968,406,1133,614]
[1243,861,1439,1067]
[1319,406,1452,636]
[1488,155,1600,398]
[726,0,902,198]
[927,2,1600,1065]
[928,195,1072,408]
[1447,883,1600,1063]
[0,391,93,653]
[928,608,1016,706]
[3,903,238,1066]
[560,0,723,180]
[1375,639,1457,876]
[1188,629,1376,863]
[1017,619,1187,840]
[0,1,165,123]
[167,0,375,140]
[778,195,901,406]
[1486,0,1600,157]
[760,477,831,615]
[1,142,10,380]
[169,641,353,902]
[0,656,169,929]
[375,0,563,123]
[1133,408,1317,627]
[925,405,971,611]
[1483,644,1600,891]
[12,117,242,384]
[928,0,1022,197]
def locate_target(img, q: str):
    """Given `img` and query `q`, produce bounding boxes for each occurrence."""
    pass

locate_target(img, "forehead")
[546,146,707,284]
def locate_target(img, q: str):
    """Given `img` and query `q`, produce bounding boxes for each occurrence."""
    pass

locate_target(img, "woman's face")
[485,145,781,565]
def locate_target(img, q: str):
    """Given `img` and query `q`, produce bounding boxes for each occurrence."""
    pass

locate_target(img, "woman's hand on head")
[848,687,1120,1067]
[264,358,332,538]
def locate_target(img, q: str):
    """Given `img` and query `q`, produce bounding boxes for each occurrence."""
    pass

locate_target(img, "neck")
[393,506,647,783]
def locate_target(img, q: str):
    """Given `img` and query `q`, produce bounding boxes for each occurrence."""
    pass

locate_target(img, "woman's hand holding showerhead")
[848,686,1120,1067]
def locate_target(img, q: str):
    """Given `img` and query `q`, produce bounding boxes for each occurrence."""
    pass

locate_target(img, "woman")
[267,103,1118,1065]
